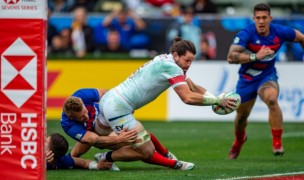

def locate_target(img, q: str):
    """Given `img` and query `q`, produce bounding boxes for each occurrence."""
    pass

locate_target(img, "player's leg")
[149,132,177,160]
[228,79,257,159]
[98,90,193,170]
[97,121,193,170]
[70,142,91,157]
[258,81,284,156]
[95,119,177,159]
[228,99,255,159]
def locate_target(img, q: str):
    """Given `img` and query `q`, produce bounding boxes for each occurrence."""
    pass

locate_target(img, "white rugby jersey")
[115,54,187,110]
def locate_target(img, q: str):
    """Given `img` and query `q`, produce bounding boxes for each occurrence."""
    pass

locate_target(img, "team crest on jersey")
[75,134,83,140]
[233,37,240,44]
[256,40,260,44]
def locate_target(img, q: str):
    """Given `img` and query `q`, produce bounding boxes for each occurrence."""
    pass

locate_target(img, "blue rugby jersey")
[232,23,296,81]
[60,88,100,141]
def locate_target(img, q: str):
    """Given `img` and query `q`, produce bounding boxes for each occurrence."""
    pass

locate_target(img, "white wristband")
[249,53,257,61]
[89,161,98,170]
[202,95,221,105]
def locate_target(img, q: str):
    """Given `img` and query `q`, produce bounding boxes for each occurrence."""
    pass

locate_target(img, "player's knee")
[266,96,278,107]
[141,148,154,160]
[131,130,154,159]
[131,130,151,149]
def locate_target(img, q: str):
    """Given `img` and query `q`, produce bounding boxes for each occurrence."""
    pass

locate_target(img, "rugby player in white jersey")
[97,37,237,170]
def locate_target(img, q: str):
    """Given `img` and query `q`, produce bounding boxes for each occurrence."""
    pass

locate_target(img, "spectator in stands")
[47,8,59,51]
[49,28,74,56]
[199,32,217,60]
[191,0,218,14]
[98,28,128,53]
[166,6,202,59]
[102,7,149,50]
[200,38,211,60]
[48,0,73,13]
[70,7,95,58]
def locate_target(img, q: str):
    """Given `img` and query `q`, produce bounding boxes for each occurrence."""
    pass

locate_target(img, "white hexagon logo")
[1,37,37,108]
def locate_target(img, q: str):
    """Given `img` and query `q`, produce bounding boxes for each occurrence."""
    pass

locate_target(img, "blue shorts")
[236,72,278,103]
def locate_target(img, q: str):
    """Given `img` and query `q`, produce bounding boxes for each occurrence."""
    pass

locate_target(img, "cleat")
[94,152,106,162]
[273,143,284,157]
[174,160,195,170]
[110,163,120,171]
[228,136,247,160]
[166,151,178,160]
[95,152,120,171]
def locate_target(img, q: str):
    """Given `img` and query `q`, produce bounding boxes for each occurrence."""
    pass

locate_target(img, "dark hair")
[254,3,271,15]
[170,37,196,56]
[49,133,69,160]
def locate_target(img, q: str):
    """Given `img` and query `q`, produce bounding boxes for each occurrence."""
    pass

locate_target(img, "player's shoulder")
[270,23,294,33]
[154,53,172,61]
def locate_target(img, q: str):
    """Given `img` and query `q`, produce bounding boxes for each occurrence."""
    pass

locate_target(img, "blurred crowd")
[47,0,304,61]
[47,0,220,60]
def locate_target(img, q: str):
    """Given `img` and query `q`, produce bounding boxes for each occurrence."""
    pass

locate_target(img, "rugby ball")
[212,92,241,115]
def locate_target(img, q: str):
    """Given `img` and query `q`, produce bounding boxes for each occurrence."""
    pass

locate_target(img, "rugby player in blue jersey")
[61,88,179,170]
[227,3,304,159]
[46,133,113,170]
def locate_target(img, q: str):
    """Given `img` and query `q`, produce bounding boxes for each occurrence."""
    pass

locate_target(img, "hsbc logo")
[1,38,37,108]
[3,0,20,4]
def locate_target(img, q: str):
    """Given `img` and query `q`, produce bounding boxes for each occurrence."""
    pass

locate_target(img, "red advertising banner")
[0,1,46,180]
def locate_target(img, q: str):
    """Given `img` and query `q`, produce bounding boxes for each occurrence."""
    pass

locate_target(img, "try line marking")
[215,171,304,180]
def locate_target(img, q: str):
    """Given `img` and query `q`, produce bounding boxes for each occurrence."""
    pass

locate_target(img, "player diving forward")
[96,37,236,170]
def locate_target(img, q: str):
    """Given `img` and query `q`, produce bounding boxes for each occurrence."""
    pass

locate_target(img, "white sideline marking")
[216,171,304,180]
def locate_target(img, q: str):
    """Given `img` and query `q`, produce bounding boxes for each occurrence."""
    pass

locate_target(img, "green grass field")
[47,120,304,180]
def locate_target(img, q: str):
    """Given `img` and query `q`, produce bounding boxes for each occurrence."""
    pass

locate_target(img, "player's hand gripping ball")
[212,92,241,115]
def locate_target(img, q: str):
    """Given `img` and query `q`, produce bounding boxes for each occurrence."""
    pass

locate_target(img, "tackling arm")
[72,157,112,170]
[79,130,137,148]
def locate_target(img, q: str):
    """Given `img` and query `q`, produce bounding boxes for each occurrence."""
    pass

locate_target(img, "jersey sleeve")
[275,24,296,41]
[162,61,186,88]
[232,28,251,48]
[60,114,87,141]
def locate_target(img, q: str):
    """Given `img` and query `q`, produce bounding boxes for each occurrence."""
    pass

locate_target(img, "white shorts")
[99,88,137,134]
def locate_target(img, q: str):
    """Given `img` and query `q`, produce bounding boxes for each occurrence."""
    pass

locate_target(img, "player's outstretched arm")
[72,157,112,170]
[173,84,236,108]
[185,77,207,94]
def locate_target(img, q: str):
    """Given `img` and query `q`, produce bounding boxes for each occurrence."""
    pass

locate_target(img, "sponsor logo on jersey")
[233,37,240,44]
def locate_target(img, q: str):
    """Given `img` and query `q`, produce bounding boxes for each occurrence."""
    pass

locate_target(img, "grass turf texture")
[47,120,304,180]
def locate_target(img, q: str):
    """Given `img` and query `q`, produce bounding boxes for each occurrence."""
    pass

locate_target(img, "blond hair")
[63,97,83,118]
